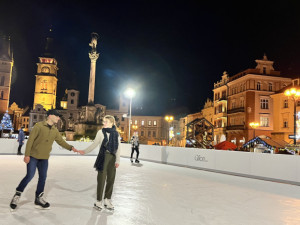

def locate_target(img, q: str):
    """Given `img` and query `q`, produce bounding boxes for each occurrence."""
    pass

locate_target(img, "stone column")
[88,33,99,104]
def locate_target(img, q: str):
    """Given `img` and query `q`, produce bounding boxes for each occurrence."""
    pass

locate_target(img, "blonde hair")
[103,115,116,126]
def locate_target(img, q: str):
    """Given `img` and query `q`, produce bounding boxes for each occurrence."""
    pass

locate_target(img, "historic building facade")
[0,34,13,115]
[226,55,292,147]
[271,79,300,144]
[213,72,229,144]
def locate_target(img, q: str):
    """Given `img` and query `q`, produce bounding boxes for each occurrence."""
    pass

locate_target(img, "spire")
[0,33,12,60]
[42,26,54,58]
[263,53,268,60]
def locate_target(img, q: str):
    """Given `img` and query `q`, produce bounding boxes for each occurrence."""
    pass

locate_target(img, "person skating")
[10,109,78,210]
[17,126,25,155]
[130,135,140,163]
[75,115,120,211]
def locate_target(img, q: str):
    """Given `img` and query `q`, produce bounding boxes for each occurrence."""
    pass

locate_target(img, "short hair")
[104,115,116,126]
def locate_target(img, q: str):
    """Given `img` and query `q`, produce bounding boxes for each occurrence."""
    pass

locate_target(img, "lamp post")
[284,87,300,145]
[249,122,259,139]
[124,88,136,143]
[164,115,174,145]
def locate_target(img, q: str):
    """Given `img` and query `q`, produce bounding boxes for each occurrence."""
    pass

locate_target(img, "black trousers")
[18,145,23,153]
[131,146,139,159]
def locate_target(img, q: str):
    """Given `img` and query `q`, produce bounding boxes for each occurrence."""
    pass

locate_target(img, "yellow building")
[271,79,300,144]
[0,34,13,114]
[33,56,58,110]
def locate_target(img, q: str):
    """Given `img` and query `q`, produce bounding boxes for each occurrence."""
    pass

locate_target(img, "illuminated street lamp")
[249,122,259,139]
[124,88,136,143]
[165,115,174,145]
[284,87,300,145]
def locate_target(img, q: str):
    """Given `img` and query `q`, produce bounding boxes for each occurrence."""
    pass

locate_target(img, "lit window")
[153,120,157,126]
[141,120,145,126]
[260,116,269,127]
[260,99,269,109]
[135,120,138,125]
[148,120,152,126]
[284,100,288,108]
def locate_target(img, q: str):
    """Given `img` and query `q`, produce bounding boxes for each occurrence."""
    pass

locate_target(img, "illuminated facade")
[271,79,300,144]
[0,34,13,115]
[33,57,58,110]
[226,55,292,147]
[213,72,229,144]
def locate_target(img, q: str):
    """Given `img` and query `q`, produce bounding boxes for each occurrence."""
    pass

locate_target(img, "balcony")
[226,125,245,130]
[227,107,245,114]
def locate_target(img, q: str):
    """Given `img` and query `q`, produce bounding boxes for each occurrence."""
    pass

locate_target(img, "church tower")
[0,34,13,114]
[33,30,58,110]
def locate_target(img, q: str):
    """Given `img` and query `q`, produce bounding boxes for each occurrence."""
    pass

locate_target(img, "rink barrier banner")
[2,139,300,185]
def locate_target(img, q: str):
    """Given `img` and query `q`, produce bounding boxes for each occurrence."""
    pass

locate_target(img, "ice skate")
[130,158,133,163]
[94,200,103,211]
[104,198,114,210]
[10,191,22,211]
[135,159,140,163]
[35,192,50,209]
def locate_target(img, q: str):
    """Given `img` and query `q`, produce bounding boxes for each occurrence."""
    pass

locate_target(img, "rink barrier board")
[2,139,300,185]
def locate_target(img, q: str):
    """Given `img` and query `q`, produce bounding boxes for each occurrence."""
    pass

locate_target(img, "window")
[33,115,37,119]
[268,83,273,91]
[231,101,236,109]
[148,120,152,126]
[134,120,138,125]
[222,91,226,98]
[148,131,151,137]
[284,100,288,108]
[122,117,125,121]
[153,131,156,137]
[283,121,288,128]
[141,131,144,136]
[0,91,3,99]
[141,120,145,126]
[240,98,244,107]
[260,99,269,109]
[217,120,222,128]
[121,127,124,132]
[260,116,269,127]
[71,92,75,96]
[218,104,222,113]
[153,120,157,126]
[263,67,266,74]
[257,82,261,90]
[0,76,4,86]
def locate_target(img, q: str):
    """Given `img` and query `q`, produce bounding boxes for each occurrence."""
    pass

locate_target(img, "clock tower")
[33,33,58,110]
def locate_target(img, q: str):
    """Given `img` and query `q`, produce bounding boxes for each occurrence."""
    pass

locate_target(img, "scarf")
[94,126,119,171]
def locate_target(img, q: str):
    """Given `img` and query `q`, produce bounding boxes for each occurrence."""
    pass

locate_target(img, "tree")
[0,111,14,131]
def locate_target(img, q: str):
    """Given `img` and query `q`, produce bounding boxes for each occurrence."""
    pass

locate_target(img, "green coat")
[25,121,73,159]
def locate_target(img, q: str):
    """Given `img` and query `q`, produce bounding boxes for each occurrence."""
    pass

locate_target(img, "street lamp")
[284,87,300,145]
[165,115,174,145]
[124,88,136,143]
[249,122,259,139]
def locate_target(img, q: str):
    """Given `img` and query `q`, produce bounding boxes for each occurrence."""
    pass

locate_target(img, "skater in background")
[10,109,78,210]
[17,126,25,155]
[76,115,120,211]
[130,135,140,163]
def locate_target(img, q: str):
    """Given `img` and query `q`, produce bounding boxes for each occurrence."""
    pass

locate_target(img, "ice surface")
[1,155,300,225]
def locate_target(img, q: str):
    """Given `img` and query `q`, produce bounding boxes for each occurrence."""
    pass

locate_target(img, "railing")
[226,125,245,130]
[227,107,245,114]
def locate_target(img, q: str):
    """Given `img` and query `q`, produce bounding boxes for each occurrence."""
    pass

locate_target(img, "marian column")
[88,32,100,105]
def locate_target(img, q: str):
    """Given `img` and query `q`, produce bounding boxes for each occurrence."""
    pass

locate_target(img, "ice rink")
[1,155,300,225]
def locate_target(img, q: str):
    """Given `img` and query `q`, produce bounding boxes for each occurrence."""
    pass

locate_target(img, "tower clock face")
[41,67,50,73]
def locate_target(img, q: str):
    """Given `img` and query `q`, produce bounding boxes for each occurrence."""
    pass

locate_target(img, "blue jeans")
[16,157,49,197]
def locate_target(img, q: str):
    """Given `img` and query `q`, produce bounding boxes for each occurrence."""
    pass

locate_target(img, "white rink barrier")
[2,139,300,185]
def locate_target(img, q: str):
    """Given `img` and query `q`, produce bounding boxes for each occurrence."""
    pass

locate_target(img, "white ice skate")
[94,200,103,211]
[10,191,22,212]
[104,198,114,210]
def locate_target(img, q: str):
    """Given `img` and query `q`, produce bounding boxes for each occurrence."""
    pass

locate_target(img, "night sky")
[1,1,300,117]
